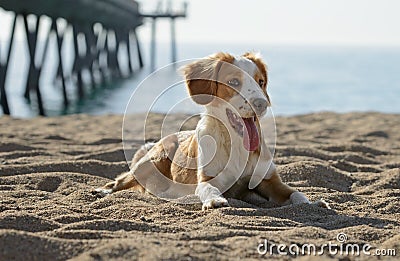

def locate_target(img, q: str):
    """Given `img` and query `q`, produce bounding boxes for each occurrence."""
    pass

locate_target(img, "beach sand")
[0,112,399,260]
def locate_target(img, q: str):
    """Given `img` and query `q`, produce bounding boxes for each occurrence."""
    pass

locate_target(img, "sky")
[138,0,400,46]
[1,0,400,46]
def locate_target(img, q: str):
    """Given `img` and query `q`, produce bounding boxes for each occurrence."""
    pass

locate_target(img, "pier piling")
[0,13,16,115]
[142,2,187,71]
[0,0,187,116]
[53,21,69,107]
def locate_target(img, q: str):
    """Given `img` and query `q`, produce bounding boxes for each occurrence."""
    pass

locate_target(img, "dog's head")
[181,52,270,152]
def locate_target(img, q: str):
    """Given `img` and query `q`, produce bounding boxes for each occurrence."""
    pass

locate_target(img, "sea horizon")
[1,41,399,118]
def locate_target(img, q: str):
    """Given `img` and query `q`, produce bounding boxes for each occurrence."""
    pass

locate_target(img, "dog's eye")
[258,79,264,87]
[228,78,241,87]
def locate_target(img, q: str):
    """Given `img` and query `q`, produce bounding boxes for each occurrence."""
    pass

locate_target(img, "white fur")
[197,106,249,179]
[248,141,276,189]
[195,182,223,202]
[184,54,321,210]
[198,134,217,169]
[194,56,273,208]
[230,56,268,118]
[289,191,311,204]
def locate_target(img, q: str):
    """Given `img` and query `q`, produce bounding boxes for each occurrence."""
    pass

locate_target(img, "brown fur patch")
[181,52,235,105]
[171,134,198,184]
[242,52,268,85]
[214,55,254,102]
[255,171,295,204]
[147,134,180,180]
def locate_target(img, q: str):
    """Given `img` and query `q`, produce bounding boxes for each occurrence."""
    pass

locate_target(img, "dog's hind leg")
[94,170,145,196]
[93,143,155,196]
[99,171,145,194]
[130,142,156,168]
[94,154,174,196]
[94,150,172,197]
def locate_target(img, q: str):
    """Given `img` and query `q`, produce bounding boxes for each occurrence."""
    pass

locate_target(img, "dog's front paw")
[312,199,331,209]
[92,188,113,198]
[202,197,229,211]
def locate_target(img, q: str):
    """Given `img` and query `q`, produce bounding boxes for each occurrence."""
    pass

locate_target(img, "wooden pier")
[0,0,187,116]
[141,1,187,71]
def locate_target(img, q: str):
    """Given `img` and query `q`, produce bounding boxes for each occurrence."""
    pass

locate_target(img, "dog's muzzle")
[251,98,269,116]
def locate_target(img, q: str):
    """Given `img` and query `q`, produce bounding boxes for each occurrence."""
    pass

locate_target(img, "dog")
[95,52,329,210]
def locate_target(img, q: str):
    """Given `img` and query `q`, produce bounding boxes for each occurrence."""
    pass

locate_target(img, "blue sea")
[2,42,400,117]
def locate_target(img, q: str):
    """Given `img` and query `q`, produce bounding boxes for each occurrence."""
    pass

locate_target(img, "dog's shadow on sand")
[175,196,398,231]
[214,198,399,231]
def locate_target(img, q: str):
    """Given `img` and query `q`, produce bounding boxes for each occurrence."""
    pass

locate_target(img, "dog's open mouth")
[226,108,259,151]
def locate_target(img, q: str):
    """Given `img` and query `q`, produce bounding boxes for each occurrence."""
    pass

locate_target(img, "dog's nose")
[251,98,268,114]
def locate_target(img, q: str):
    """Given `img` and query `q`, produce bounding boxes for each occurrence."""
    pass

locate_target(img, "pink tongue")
[242,118,259,151]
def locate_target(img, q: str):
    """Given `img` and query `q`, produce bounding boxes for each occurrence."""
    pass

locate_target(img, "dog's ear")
[242,52,268,86]
[180,59,217,104]
[180,52,234,105]
[242,52,269,102]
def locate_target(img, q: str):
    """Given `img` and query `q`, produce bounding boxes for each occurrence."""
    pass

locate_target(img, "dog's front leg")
[256,170,330,209]
[196,180,229,210]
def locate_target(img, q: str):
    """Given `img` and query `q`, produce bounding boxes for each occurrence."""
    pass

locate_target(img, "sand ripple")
[0,113,399,260]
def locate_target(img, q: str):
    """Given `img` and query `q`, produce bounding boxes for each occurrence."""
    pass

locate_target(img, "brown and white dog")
[95,52,329,210]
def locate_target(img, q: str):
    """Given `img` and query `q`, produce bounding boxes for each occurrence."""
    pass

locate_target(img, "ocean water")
[1,42,400,117]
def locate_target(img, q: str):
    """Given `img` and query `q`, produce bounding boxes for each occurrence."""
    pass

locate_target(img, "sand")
[0,112,399,260]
